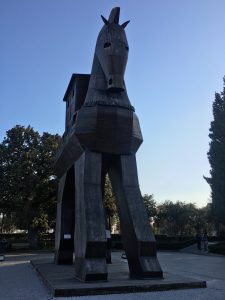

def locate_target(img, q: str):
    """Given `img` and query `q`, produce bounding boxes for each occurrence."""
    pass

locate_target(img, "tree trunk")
[28,227,38,249]
[0,214,5,233]
[215,221,220,237]
[108,216,111,232]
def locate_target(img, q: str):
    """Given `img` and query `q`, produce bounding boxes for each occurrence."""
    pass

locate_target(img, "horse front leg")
[74,150,107,281]
[108,154,163,279]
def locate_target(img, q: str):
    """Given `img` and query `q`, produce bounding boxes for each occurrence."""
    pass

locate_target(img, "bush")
[0,233,27,242]
[111,234,122,242]
[209,242,225,255]
[208,236,225,242]
[110,234,195,250]
[38,239,54,250]
[0,233,55,251]
[156,239,195,250]
[155,234,169,240]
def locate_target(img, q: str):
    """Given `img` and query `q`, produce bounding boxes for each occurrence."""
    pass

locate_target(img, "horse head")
[74,7,143,155]
[94,7,130,92]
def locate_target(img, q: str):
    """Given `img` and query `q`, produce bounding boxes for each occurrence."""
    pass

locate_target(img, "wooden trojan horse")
[54,7,163,282]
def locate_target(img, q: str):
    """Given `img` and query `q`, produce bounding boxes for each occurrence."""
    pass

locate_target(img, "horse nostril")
[109,79,112,85]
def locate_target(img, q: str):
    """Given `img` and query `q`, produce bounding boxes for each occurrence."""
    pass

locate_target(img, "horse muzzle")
[107,74,125,92]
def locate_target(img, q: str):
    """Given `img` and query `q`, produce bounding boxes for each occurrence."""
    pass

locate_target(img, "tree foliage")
[103,175,117,230]
[0,125,61,244]
[156,201,190,235]
[154,200,212,236]
[204,77,225,225]
[143,194,157,222]
[0,125,216,240]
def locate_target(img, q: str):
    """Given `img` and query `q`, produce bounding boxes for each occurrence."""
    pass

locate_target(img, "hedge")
[2,233,223,252]
[209,242,225,255]
[110,235,196,250]
[156,239,196,250]
[0,233,27,243]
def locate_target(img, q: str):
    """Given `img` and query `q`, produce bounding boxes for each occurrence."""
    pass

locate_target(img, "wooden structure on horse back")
[54,7,163,282]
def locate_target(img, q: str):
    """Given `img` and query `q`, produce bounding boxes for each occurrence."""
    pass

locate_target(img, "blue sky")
[1,0,225,207]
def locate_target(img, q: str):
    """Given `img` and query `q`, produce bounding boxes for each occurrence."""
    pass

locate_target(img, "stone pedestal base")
[31,254,206,298]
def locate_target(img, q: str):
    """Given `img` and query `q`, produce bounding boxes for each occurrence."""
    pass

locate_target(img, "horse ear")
[122,20,130,28]
[101,15,109,25]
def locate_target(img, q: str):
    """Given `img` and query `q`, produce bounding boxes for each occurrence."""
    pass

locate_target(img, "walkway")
[180,242,221,255]
[0,251,224,300]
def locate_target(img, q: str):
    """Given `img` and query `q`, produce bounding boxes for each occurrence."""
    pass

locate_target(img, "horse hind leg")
[108,154,163,279]
[74,150,107,281]
[54,166,75,264]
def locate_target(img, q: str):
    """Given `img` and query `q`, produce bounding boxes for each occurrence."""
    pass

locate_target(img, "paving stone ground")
[0,250,224,300]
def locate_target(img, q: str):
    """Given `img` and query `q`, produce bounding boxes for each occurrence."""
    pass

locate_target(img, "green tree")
[0,125,61,246]
[143,194,157,222]
[193,204,214,233]
[204,77,225,229]
[103,175,117,231]
[155,200,199,235]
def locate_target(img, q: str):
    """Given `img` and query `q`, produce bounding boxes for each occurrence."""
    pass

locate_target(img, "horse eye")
[104,42,111,48]
[125,46,129,51]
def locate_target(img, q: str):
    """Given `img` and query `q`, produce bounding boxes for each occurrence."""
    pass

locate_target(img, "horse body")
[54,7,163,282]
